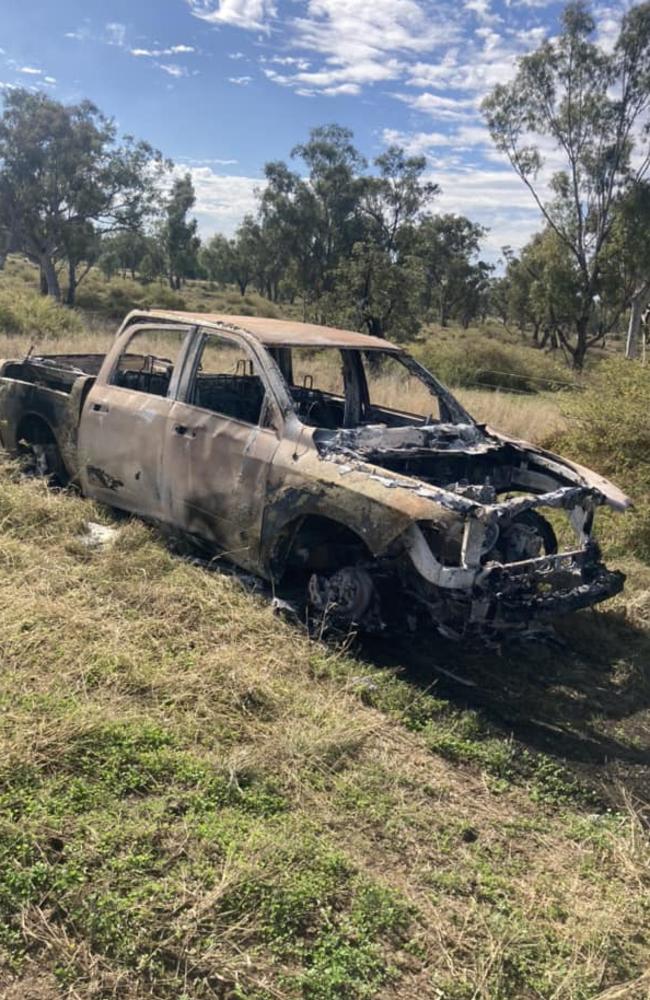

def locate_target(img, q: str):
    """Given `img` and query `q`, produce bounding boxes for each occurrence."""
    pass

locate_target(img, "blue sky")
[0,0,629,257]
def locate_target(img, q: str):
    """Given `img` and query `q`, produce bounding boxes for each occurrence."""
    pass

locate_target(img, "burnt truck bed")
[0,355,105,476]
[0,310,632,640]
[2,354,106,389]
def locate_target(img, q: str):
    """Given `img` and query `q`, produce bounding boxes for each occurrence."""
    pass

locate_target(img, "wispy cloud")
[159,63,189,77]
[18,66,42,75]
[187,0,276,33]
[383,126,491,155]
[131,44,195,57]
[393,90,477,121]
[178,155,239,166]
[64,27,92,42]
[266,55,311,70]
[464,0,502,24]
[105,22,127,48]
[229,75,252,85]
[185,0,548,106]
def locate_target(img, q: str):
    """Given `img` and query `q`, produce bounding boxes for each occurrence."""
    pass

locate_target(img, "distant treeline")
[2,1,650,368]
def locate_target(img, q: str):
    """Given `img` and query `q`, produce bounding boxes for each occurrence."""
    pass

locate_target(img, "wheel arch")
[15,411,60,448]
[266,511,376,581]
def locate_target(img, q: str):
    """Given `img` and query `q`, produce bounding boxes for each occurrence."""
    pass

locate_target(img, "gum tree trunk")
[625,283,650,359]
[40,255,61,301]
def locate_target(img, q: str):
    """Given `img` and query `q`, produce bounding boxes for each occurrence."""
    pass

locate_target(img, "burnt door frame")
[163,328,283,570]
[79,323,197,516]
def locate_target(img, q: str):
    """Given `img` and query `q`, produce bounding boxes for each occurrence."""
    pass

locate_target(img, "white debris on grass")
[79,521,120,548]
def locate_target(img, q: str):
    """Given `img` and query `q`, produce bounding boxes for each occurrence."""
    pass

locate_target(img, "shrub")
[416,335,575,394]
[554,359,650,561]
[75,277,185,318]
[0,289,82,340]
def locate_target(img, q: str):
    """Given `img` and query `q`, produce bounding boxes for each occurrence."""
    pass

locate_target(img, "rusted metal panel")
[164,402,280,571]
[124,310,403,351]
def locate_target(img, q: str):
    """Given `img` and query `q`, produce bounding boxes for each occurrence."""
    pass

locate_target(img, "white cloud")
[191,0,461,94]
[229,75,252,84]
[464,0,502,23]
[401,17,553,106]
[64,28,91,41]
[282,0,461,94]
[178,155,239,165]
[264,55,404,95]
[18,66,42,75]
[159,63,189,77]
[187,0,276,33]
[394,90,478,120]
[229,51,246,59]
[431,166,543,253]
[383,125,492,155]
[180,165,263,236]
[105,22,127,48]
[44,76,57,85]
[131,44,196,57]
[269,55,309,67]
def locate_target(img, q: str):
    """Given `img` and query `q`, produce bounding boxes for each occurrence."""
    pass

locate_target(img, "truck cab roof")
[125,310,402,352]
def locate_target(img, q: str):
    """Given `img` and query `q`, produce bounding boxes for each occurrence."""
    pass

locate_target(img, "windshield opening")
[269,346,461,430]
[361,351,440,424]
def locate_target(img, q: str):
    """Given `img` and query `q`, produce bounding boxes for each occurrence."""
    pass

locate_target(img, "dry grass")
[0,466,648,999]
[456,387,567,442]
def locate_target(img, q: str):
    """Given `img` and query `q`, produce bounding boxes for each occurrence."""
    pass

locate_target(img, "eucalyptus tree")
[417,214,487,326]
[483,1,650,368]
[326,147,438,340]
[164,174,201,290]
[0,88,168,302]
[200,233,233,286]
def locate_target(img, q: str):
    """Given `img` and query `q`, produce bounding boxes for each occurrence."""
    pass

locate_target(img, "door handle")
[173,424,198,437]
[92,402,109,413]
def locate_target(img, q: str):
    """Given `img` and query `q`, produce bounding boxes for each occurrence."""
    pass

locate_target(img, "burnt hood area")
[314,422,592,505]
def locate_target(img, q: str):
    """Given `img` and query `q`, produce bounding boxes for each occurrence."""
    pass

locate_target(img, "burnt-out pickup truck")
[0,309,631,636]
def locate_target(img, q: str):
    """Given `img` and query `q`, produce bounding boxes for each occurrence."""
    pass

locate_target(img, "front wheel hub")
[308,566,377,624]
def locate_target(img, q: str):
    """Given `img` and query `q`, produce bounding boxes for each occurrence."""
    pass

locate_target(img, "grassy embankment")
[0,257,649,999]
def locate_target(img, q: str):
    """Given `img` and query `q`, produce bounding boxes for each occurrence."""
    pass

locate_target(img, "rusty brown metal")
[129,310,403,351]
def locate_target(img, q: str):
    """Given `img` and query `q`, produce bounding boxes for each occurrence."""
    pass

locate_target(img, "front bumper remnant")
[475,548,625,625]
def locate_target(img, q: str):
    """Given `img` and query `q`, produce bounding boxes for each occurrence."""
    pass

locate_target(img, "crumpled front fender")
[486,427,633,512]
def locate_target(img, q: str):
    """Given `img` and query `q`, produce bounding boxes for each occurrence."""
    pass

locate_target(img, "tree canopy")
[483,0,650,367]
[0,88,168,303]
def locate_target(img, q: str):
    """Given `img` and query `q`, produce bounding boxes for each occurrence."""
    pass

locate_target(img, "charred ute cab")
[0,310,631,636]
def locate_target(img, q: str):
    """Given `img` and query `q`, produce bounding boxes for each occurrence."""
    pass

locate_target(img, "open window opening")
[188,331,267,425]
[110,327,190,398]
